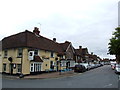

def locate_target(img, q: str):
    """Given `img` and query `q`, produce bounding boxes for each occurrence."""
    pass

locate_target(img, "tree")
[108,27,120,63]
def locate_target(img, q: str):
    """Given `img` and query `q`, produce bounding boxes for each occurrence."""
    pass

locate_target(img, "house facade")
[59,41,75,70]
[1,27,76,75]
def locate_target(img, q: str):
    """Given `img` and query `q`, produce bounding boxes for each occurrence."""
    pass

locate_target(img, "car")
[96,64,101,67]
[115,64,120,74]
[94,64,98,68]
[80,63,91,70]
[90,64,96,69]
[74,65,86,73]
[100,63,104,66]
[111,63,116,70]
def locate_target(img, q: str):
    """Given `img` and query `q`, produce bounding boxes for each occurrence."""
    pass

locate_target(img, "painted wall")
[2,47,66,75]
[39,50,58,71]
[2,48,21,74]
[22,48,30,74]
[2,48,30,75]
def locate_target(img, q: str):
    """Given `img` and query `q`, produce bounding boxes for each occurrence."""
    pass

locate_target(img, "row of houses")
[0,27,103,75]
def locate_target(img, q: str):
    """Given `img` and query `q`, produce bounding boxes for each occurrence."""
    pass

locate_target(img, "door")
[50,61,54,70]
[9,63,13,74]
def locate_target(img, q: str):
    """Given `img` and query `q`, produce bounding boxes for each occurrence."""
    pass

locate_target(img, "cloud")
[0,0,119,59]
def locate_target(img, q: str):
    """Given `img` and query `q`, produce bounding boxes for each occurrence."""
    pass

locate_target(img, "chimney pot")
[53,38,56,42]
[79,46,82,49]
[33,27,40,35]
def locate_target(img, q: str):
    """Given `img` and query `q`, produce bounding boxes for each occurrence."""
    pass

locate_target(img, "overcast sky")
[0,0,119,59]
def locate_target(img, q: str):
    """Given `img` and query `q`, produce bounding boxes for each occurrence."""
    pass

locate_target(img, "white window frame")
[30,62,42,72]
[17,64,21,73]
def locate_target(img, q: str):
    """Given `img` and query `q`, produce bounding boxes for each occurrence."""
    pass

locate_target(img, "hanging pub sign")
[8,57,13,62]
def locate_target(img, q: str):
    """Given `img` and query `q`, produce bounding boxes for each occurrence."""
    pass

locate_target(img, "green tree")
[108,27,120,63]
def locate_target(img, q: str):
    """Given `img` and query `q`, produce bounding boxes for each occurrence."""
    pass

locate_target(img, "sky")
[0,0,119,59]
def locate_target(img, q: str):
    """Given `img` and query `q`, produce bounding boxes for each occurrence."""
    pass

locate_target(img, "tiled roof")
[2,31,27,49]
[59,41,71,52]
[82,48,89,55]
[75,49,83,56]
[2,30,71,55]
[31,56,43,62]
[26,31,63,53]
[2,30,63,53]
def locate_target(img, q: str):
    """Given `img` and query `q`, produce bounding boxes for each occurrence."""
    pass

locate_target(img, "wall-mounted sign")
[8,57,13,62]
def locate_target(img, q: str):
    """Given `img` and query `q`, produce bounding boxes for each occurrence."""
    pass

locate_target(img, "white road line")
[104,84,112,88]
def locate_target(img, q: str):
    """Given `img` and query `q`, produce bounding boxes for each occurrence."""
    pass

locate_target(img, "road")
[2,65,119,88]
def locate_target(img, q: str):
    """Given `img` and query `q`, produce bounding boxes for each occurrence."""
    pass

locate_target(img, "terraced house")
[1,27,75,75]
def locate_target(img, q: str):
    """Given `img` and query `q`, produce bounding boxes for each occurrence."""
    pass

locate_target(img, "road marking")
[104,84,112,88]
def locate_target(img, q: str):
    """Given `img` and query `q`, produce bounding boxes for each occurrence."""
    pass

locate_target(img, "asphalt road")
[2,65,119,88]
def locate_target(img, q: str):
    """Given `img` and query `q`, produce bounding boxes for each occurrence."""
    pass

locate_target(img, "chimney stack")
[53,38,56,42]
[33,27,40,35]
[91,52,93,55]
[79,46,82,49]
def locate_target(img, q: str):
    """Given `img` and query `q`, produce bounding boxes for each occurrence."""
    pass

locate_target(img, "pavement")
[2,70,78,79]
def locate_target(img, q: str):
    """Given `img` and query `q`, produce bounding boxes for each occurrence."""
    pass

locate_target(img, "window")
[30,63,34,72]
[4,50,7,57]
[18,48,23,57]
[34,64,36,72]
[61,61,66,67]
[3,64,6,71]
[17,64,21,73]
[34,50,38,56]
[30,52,33,56]
[51,52,54,58]
[30,63,41,72]
[38,64,39,71]
[36,64,38,71]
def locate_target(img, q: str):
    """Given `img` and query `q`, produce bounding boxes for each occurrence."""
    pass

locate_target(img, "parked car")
[96,64,101,67]
[111,63,116,70]
[80,63,91,70]
[100,63,104,66]
[115,64,120,74]
[90,64,96,69]
[74,65,86,73]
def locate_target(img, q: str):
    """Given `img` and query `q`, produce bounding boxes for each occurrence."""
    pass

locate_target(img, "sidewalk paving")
[2,70,79,80]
